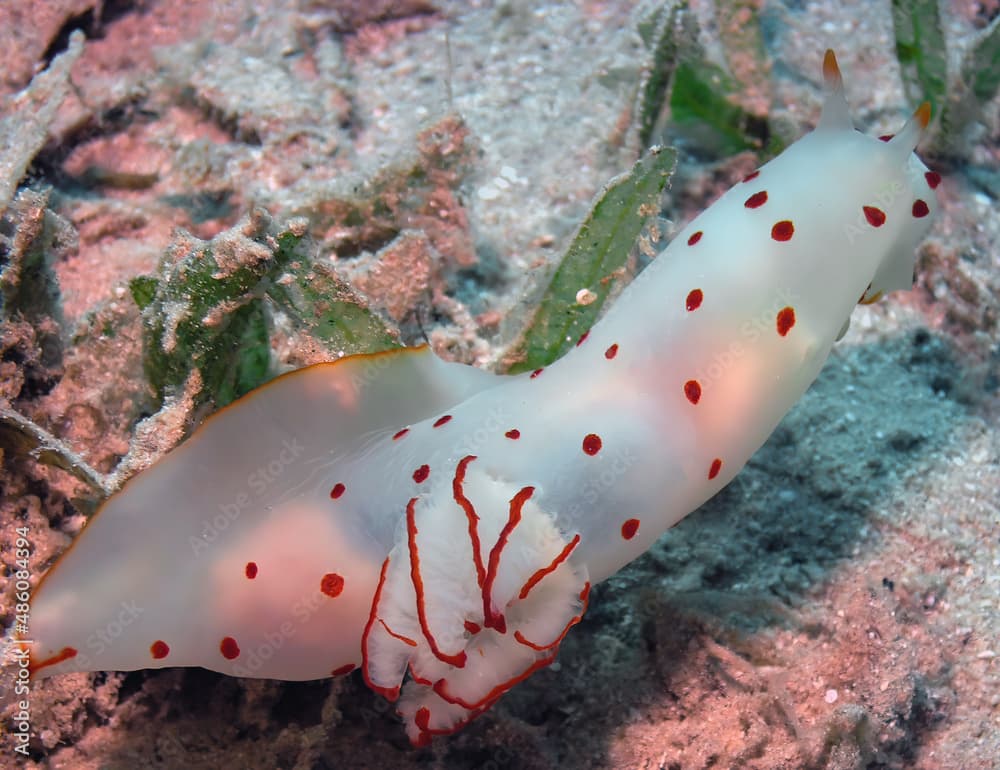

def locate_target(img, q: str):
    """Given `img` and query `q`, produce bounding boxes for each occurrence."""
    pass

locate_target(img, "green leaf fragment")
[267,259,400,354]
[140,209,295,408]
[129,275,158,310]
[506,145,677,374]
[638,2,682,148]
[216,300,272,406]
[891,0,948,115]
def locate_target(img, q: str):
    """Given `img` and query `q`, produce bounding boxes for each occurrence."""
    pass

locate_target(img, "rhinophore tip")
[822,49,843,90]
[914,101,932,129]
[817,49,851,131]
[888,101,933,158]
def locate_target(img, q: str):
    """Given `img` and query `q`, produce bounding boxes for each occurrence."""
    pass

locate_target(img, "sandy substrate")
[1,1,997,768]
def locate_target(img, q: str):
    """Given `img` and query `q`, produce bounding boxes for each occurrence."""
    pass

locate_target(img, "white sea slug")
[27,51,940,746]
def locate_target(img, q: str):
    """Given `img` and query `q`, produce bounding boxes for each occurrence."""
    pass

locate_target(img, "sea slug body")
[28,51,939,747]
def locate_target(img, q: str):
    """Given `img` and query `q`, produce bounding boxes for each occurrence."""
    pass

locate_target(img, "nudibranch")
[28,51,939,746]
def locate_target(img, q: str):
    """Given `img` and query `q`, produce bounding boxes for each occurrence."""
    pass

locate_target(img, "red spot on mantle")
[530,368,544,379]
[321,572,345,598]
[776,307,796,337]
[392,428,409,440]
[331,663,356,676]
[576,331,589,347]
[605,343,618,359]
[413,464,430,483]
[621,519,640,540]
[925,171,941,189]
[912,199,930,218]
[686,289,703,312]
[505,429,520,439]
[708,458,723,480]
[433,415,452,428]
[330,483,345,499]
[742,170,760,183]
[245,561,258,579]
[220,637,240,660]
[863,206,886,227]
[582,433,602,456]
[684,379,702,405]
[150,640,170,659]
[771,220,794,241]
[744,190,768,209]
[687,230,703,246]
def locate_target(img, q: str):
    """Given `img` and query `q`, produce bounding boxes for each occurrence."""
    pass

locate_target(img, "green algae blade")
[891,0,947,116]
[506,146,676,374]
[266,255,401,355]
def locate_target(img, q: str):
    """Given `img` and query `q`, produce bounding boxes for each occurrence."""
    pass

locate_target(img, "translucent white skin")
[28,52,937,745]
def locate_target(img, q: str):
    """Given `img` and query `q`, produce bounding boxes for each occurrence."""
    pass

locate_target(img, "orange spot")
[708,458,723,480]
[220,636,240,660]
[150,640,170,659]
[621,519,640,540]
[320,572,345,598]
[776,307,796,337]
[245,561,258,579]
[582,433,602,456]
